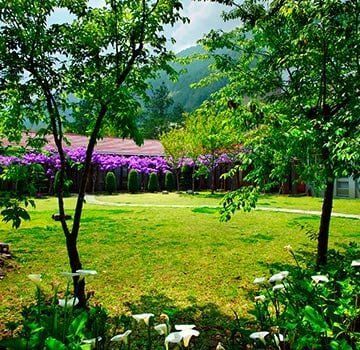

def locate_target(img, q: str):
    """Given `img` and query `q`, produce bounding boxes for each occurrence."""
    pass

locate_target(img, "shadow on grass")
[179,192,225,200]
[192,207,220,215]
[119,293,248,350]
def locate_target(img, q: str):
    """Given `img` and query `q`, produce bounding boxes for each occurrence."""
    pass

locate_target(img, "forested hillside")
[150,45,227,111]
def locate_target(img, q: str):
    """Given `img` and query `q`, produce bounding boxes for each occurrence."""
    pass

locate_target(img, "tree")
[147,172,159,192]
[105,172,116,195]
[128,169,139,194]
[160,127,188,190]
[140,82,175,139]
[0,0,186,305]
[204,0,360,264]
[165,171,175,191]
[54,170,73,197]
[185,101,238,194]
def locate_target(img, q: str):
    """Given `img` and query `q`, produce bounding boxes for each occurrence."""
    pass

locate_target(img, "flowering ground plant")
[228,243,360,349]
[0,272,202,350]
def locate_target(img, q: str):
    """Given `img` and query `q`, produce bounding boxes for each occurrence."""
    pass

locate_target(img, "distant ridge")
[150,45,227,111]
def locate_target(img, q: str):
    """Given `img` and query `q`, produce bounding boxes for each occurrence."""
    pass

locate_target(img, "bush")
[180,165,192,190]
[53,170,72,197]
[127,169,139,193]
[148,172,159,192]
[225,243,360,349]
[105,172,116,194]
[0,284,108,350]
[0,279,201,350]
[164,172,175,191]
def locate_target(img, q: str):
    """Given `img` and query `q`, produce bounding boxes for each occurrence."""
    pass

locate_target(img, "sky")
[164,0,238,52]
[49,0,238,53]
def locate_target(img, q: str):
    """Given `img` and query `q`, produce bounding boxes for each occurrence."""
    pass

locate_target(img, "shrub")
[148,172,159,192]
[180,165,192,190]
[164,171,175,191]
[0,284,108,350]
[53,170,72,197]
[226,243,360,349]
[128,169,139,193]
[0,280,201,350]
[105,171,116,194]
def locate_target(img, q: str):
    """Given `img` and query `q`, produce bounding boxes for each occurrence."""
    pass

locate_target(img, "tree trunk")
[66,236,86,306]
[211,169,215,195]
[176,169,180,191]
[316,179,334,266]
[192,168,195,192]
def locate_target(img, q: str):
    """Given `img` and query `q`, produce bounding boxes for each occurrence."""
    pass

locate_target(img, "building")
[334,177,359,198]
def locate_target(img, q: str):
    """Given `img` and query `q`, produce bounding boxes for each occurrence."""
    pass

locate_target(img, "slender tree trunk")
[192,167,195,192]
[176,169,180,191]
[211,169,215,195]
[66,236,86,305]
[316,179,334,266]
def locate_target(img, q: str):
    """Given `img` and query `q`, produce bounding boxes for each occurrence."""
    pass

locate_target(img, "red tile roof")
[3,133,165,156]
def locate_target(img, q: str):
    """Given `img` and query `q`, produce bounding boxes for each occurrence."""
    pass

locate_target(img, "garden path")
[85,195,360,220]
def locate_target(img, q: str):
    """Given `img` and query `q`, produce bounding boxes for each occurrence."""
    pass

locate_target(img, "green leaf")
[0,338,28,350]
[68,312,88,337]
[45,337,67,350]
[303,305,330,333]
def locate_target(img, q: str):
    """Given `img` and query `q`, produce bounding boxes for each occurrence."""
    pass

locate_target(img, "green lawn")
[0,193,359,331]
[95,192,360,214]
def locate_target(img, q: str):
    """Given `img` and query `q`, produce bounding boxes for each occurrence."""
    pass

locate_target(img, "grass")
[0,193,359,332]
[95,192,360,215]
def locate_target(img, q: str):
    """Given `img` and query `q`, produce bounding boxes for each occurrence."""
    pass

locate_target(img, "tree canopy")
[0,0,186,304]
[201,0,360,264]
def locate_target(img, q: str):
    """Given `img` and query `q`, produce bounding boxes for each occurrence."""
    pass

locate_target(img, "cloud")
[166,0,237,52]
[48,0,237,53]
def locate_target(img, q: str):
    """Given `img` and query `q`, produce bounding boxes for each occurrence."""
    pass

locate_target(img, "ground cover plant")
[4,244,357,350]
[0,194,359,347]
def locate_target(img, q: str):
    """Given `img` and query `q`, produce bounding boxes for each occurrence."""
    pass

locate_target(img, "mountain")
[24,46,225,135]
[150,45,227,112]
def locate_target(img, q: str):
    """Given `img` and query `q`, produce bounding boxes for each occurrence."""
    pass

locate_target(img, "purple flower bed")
[0,148,235,179]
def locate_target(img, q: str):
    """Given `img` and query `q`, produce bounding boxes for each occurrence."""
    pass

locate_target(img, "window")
[336,178,349,197]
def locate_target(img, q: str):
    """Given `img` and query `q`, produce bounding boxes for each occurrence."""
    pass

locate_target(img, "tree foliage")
[203,0,360,264]
[147,172,159,192]
[105,171,116,195]
[140,83,181,139]
[0,0,186,304]
[128,169,139,194]
[165,171,175,191]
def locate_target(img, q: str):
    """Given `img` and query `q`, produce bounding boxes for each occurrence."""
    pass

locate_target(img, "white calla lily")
[284,245,293,253]
[58,297,79,308]
[76,269,97,278]
[180,329,200,347]
[132,313,154,326]
[81,336,102,349]
[253,277,266,284]
[216,342,225,350]
[174,324,196,331]
[28,274,42,283]
[311,275,329,284]
[351,259,360,267]
[165,332,183,350]
[154,323,168,335]
[250,331,269,345]
[269,271,289,283]
[272,284,285,291]
[254,295,266,302]
[61,272,80,279]
[110,330,132,344]
[274,333,284,348]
